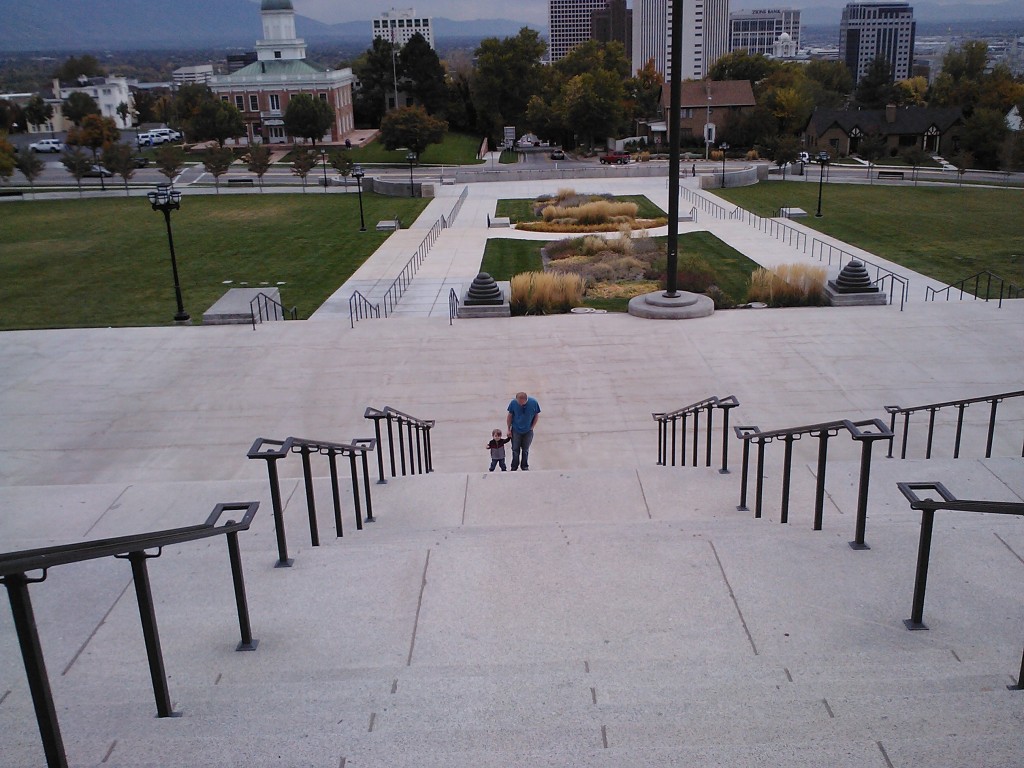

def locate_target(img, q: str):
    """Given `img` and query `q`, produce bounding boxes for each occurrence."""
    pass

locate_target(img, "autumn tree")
[189,99,245,147]
[23,94,54,134]
[67,114,120,164]
[627,59,665,120]
[61,91,100,127]
[154,144,187,186]
[329,149,354,187]
[290,146,318,192]
[202,146,236,192]
[0,135,15,182]
[709,50,780,85]
[102,142,137,196]
[283,94,335,146]
[15,150,45,196]
[246,143,273,190]
[61,146,93,196]
[380,105,448,156]
[857,132,888,181]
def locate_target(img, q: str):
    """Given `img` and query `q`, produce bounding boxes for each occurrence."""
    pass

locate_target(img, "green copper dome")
[261,0,294,10]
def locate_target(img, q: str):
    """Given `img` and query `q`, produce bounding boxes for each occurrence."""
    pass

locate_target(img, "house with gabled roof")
[657,79,757,146]
[802,104,964,158]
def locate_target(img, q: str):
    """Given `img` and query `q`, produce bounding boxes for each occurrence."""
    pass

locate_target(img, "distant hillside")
[0,0,543,52]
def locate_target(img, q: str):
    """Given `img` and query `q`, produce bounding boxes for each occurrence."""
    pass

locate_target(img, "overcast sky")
[293,0,549,26]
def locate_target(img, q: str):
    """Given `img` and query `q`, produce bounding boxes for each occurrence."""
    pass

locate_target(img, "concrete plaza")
[1,175,1022,767]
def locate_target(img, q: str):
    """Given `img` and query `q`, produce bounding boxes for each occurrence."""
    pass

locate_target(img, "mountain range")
[0,0,1021,52]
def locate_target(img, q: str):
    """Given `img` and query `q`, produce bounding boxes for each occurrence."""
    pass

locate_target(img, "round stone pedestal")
[627,290,715,320]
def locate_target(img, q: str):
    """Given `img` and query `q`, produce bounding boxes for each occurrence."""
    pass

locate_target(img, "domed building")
[209,0,355,145]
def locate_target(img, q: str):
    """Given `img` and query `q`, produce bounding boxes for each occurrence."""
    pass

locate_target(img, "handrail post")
[656,417,665,465]
[670,416,677,466]
[691,408,700,467]
[717,397,739,474]
[900,412,910,459]
[780,434,795,524]
[985,398,999,458]
[328,449,344,537]
[812,429,830,531]
[397,415,407,475]
[903,509,934,630]
[680,412,688,465]
[348,451,364,530]
[845,419,892,550]
[414,423,424,474]
[296,444,320,547]
[953,403,967,458]
[386,413,397,477]
[925,407,937,459]
[4,572,68,768]
[886,407,897,457]
[407,418,416,473]
[225,527,258,651]
[372,416,386,483]
[360,448,375,522]
[247,441,292,567]
[735,428,755,511]
[125,551,178,718]
[424,424,434,472]
[704,403,714,467]
[754,438,766,519]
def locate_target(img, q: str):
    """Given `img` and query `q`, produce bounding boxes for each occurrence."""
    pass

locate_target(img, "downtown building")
[549,0,609,62]
[209,0,355,145]
[371,9,435,49]
[839,1,916,84]
[729,8,801,56]
[631,0,730,81]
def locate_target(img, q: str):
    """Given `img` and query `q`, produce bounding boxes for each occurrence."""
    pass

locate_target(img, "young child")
[486,429,511,472]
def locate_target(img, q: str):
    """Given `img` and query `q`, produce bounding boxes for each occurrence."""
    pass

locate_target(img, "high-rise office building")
[549,0,609,62]
[729,8,801,56]
[839,1,915,84]
[632,0,730,81]
[372,9,435,49]
[592,0,633,61]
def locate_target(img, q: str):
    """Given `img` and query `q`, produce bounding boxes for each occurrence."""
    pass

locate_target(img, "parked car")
[132,156,150,168]
[816,151,831,163]
[550,148,565,160]
[30,138,64,153]
[797,151,810,164]
[150,128,181,143]
[137,132,155,147]
[599,150,631,165]
[83,165,113,178]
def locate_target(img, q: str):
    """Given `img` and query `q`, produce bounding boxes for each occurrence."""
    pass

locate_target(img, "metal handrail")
[381,214,445,316]
[363,405,435,483]
[679,186,728,219]
[652,395,739,473]
[249,291,297,330]
[925,270,1022,308]
[1,501,260,768]
[884,389,1024,460]
[445,185,469,226]
[247,436,377,566]
[348,290,380,328]
[810,238,909,309]
[449,286,459,325]
[896,481,1024,689]
[734,417,892,547]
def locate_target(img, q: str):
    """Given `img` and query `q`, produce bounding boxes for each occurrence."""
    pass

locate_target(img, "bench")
[376,219,401,231]
[486,214,511,228]
[227,178,255,186]
[877,171,904,180]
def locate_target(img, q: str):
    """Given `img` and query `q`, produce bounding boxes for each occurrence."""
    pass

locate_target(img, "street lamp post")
[406,151,416,198]
[719,142,729,188]
[815,153,829,218]
[147,184,189,323]
[320,148,328,192]
[353,165,366,232]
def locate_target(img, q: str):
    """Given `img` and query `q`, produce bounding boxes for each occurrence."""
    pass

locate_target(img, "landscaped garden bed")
[499,188,668,233]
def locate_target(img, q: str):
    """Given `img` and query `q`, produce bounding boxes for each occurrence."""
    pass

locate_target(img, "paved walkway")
[2,175,1023,768]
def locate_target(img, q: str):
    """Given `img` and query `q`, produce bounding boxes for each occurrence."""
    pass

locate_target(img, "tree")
[562,70,626,150]
[471,28,548,144]
[399,33,448,115]
[132,89,158,125]
[24,95,55,135]
[352,37,401,127]
[116,101,132,127]
[854,57,894,108]
[246,142,273,191]
[773,135,800,179]
[61,146,93,196]
[189,99,245,147]
[709,50,780,85]
[626,59,664,121]
[154,144,187,186]
[61,91,100,127]
[14,150,44,196]
[328,149,354,187]
[202,146,235,192]
[858,132,888,182]
[804,60,853,108]
[290,146,318,192]
[67,114,120,163]
[283,93,335,146]
[958,108,1009,170]
[54,55,105,83]
[949,149,974,186]
[900,145,929,186]
[891,77,928,107]
[0,135,14,183]
[380,105,448,157]
[102,143,137,196]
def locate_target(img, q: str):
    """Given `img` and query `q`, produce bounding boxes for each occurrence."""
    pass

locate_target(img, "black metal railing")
[449,287,459,325]
[444,185,469,226]
[925,270,1022,308]
[896,481,1024,689]
[679,186,728,219]
[382,216,445,317]
[348,290,380,328]
[250,292,297,330]
[734,418,892,548]
[885,389,1024,460]
[247,436,377,566]
[1,501,260,768]
[652,395,740,473]
[363,406,435,483]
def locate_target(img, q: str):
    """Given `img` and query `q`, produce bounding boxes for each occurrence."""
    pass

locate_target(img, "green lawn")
[715,182,1024,288]
[336,131,484,166]
[0,193,429,329]
[481,232,759,312]
[496,195,668,224]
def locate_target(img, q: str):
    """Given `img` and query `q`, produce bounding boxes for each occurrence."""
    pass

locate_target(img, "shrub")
[704,284,736,309]
[745,149,759,161]
[510,271,585,315]
[584,280,659,299]
[747,264,826,306]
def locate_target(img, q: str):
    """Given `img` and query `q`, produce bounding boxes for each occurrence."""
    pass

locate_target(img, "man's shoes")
[521,465,529,471]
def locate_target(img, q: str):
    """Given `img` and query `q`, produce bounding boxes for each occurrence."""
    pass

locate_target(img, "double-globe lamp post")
[147,184,189,323]
[719,142,729,188]
[353,165,366,232]
[320,148,329,192]
[815,153,830,218]
[406,151,416,198]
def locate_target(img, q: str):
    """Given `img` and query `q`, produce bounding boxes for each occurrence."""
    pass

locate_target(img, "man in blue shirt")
[506,391,541,471]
